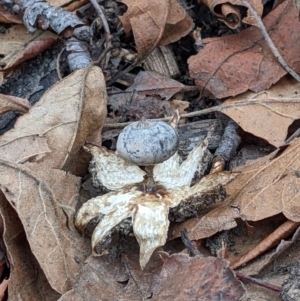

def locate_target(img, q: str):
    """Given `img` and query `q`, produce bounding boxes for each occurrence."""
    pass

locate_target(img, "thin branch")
[89,0,110,36]
[236,272,281,293]
[180,228,202,257]
[240,0,300,82]
[56,47,65,80]
[103,105,221,128]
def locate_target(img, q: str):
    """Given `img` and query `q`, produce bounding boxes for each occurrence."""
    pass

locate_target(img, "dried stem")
[56,47,65,80]
[144,165,156,192]
[240,0,300,82]
[236,272,281,292]
[180,228,202,256]
[104,105,221,128]
[89,0,110,37]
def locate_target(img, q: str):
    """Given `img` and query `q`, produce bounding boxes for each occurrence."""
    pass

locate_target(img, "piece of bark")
[0,0,93,70]
[0,43,63,135]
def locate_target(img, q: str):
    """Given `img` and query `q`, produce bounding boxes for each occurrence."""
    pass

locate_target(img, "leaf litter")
[189,0,300,98]
[0,65,107,295]
[0,192,60,300]
[215,76,300,147]
[1,0,300,299]
[108,71,192,120]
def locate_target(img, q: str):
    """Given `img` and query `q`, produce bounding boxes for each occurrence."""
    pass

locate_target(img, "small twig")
[240,0,300,82]
[285,127,300,144]
[180,228,202,257]
[106,50,153,87]
[236,272,281,292]
[104,105,221,128]
[107,85,198,96]
[89,0,110,37]
[56,47,66,80]
[89,0,113,69]
[95,45,113,65]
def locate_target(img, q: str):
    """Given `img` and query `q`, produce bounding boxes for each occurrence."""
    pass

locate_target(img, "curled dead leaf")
[119,0,194,56]
[201,0,263,28]
[0,66,107,176]
[0,93,31,115]
[0,6,22,24]
[229,220,300,269]
[0,25,57,71]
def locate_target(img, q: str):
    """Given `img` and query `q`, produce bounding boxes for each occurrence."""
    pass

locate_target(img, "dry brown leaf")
[225,139,300,222]
[189,1,300,99]
[0,192,60,300]
[201,0,263,28]
[0,66,107,176]
[59,254,162,300]
[216,76,300,147]
[119,0,194,56]
[0,163,91,294]
[176,136,300,242]
[128,71,186,100]
[0,93,31,116]
[0,25,57,71]
[108,71,187,119]
[0,6,22,24]
[151,252,245,301]
[0,66,107,295]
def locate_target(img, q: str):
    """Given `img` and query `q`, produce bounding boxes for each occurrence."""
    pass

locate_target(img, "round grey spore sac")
[117,119,179,165]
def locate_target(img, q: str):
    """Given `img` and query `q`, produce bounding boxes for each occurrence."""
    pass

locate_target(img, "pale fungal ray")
[87,145,146,191]
[133,202,169,269]
[154,138,208,189]
[75,188,142,231]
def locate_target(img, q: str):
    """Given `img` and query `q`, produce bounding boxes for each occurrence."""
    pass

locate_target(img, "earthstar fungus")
[75,119,236,268]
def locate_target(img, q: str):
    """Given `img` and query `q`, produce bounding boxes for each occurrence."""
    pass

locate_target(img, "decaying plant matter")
[75,119,236,268]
